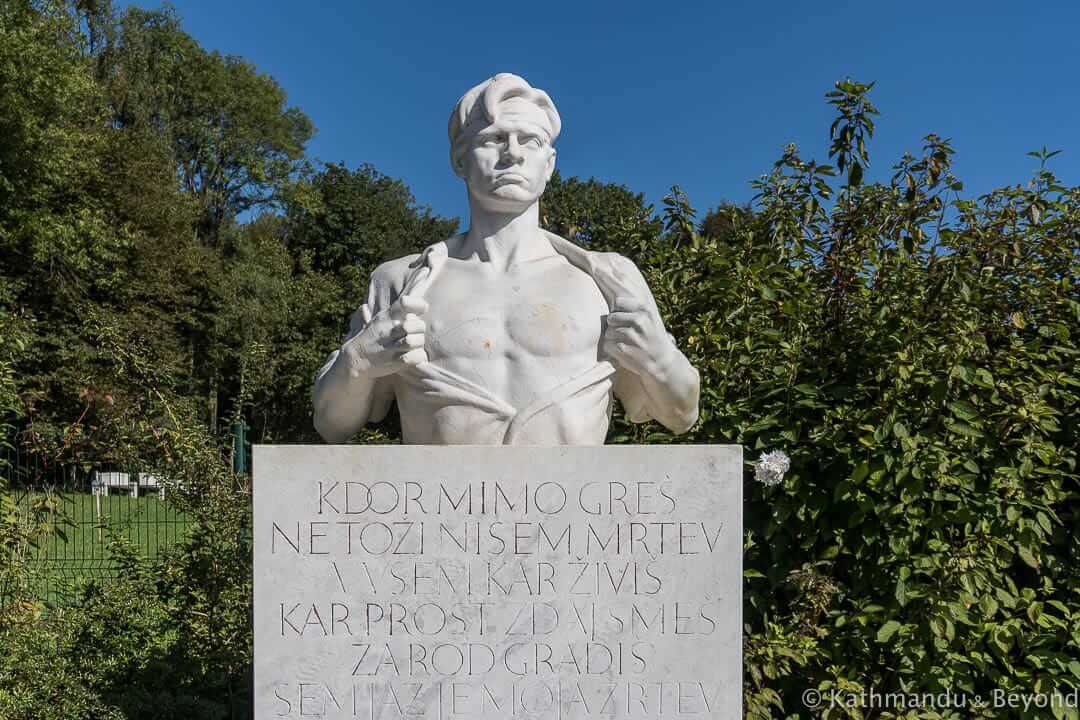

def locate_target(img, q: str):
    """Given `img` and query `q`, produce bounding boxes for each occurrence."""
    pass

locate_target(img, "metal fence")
[1,445,192,606]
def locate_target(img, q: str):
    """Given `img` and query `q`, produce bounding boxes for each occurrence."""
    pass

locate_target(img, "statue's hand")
[603,295,675,378]
[599,257,675,377]
[342,294,428,378]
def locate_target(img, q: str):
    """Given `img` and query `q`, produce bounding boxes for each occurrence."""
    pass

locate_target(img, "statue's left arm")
[601,258,700,434]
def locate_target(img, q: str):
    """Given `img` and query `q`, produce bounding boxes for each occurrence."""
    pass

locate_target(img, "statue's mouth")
[494,173,528,185]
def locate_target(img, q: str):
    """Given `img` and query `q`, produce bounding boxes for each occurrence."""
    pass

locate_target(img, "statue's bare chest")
[420,257,607,362]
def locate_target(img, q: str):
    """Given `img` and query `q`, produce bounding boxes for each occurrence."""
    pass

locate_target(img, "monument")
[310,73,699,446]
[254,74,742,718]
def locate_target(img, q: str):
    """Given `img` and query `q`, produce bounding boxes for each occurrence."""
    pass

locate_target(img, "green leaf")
[876,620,901,643]
[948,400,979,420]
[950,423,983,438]
[1017,545,1039,569]
[1036,511,1052,534]
[849,161,864,187]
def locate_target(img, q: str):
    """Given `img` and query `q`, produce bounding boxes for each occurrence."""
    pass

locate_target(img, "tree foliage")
[98,4,314,243]
[625,85,1078,717]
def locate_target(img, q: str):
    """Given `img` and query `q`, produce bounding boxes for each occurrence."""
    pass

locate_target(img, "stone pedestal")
[254,445,742,719]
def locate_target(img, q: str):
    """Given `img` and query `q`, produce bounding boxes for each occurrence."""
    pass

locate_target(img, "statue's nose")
[503,137,525,163]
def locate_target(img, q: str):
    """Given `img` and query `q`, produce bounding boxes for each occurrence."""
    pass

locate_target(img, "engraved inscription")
[254,446,741,719]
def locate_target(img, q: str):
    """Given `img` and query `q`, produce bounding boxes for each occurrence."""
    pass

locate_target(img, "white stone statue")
[313,73,699,445]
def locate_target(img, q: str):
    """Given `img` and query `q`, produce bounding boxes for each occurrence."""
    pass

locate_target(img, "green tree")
[635,82,1080,718]
[97,6,315,244]
[539,171,662,256]
[285,162,458,284]
[0,0,136,448]
[700,202,755,244]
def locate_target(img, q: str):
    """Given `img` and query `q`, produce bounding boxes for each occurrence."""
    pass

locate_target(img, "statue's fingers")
[600,336,622,359]
[621,327,647,347]
[606,311,628,328]
[391,294,429,321]
[400,314,425,335]
[601,336,634,366]
[605,327,635,346]
[399,332,425,349]
[400,348,428,366]
[607,311,644,332]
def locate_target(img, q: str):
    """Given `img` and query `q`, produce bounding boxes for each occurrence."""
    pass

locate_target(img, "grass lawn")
[17,491,193,603]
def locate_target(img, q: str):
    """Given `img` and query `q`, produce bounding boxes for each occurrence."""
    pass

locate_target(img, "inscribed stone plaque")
[254,445,742,719]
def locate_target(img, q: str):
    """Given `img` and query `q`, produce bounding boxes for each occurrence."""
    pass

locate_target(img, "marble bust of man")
[313,73,699,445]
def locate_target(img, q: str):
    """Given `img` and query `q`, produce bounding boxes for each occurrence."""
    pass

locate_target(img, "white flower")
[755,450,791,487]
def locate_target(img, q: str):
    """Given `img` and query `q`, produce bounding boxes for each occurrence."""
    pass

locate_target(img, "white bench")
[90,471,166,499]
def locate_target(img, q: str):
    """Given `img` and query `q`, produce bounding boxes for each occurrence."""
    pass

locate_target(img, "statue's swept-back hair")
[448,73,561,172]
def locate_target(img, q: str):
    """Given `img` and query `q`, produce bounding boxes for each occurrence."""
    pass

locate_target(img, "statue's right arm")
[312,258,427,443]
[311,327,395,443]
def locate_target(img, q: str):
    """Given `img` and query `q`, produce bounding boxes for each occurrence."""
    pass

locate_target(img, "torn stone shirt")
[316,231,666,445]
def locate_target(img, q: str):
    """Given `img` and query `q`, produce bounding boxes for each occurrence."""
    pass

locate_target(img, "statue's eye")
[521,135,542,149]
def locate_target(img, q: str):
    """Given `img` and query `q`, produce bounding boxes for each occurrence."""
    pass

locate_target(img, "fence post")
[232,417,250,474]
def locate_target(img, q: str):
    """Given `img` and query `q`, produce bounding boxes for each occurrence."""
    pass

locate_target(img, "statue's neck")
[460,200,552,270]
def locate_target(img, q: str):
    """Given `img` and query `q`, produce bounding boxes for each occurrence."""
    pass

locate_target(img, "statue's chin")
[470,184,538,213]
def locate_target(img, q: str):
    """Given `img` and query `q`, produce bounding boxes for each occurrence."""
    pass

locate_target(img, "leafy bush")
[0,532,250,720]
[605,84,1078,718]
[1,320,253,719]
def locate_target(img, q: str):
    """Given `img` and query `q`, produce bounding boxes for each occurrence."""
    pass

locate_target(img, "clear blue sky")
[135,0,1078,225]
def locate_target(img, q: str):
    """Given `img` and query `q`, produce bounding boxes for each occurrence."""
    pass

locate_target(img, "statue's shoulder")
[370,253,422,290]
[363,251,423,313]
[367,234,463,306]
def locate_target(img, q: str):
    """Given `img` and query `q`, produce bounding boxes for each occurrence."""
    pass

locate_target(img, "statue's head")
[448,73,561,212]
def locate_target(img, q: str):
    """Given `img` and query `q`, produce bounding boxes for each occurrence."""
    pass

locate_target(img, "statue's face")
[457,98,556,213]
